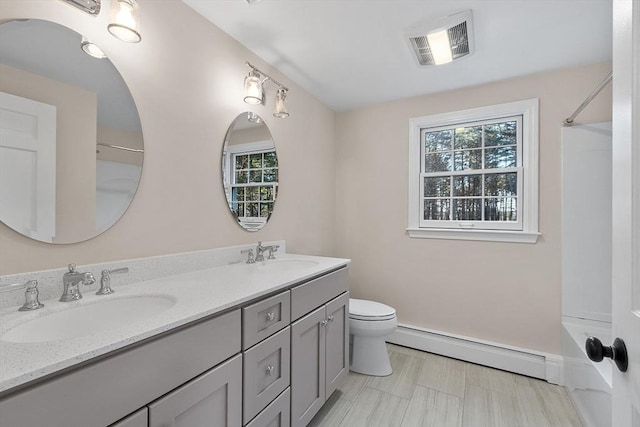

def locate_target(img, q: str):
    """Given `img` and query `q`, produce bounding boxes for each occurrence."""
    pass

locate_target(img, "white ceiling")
[183,0,612,113]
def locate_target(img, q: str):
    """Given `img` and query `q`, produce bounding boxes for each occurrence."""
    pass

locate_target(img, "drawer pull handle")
[266,365,275,376]
[266,312,276,322]
[320,320,328,326]
[327,315,334,322]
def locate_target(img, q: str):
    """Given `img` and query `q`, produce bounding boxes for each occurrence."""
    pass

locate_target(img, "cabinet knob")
[320,320,328,326]
[266,312,276,322]
[327,315,334,322]
[265,365,275,376]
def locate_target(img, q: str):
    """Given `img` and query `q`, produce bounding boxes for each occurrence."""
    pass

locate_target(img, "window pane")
[250,154,263,168]
[249,170,262,183]
[235,171,248,184]
[453,198,482,220]
[261,202,273,217]
[485,146,516,168]
[260,186,273,201]
[424,176,450,197]
[453,175,482,197]
[485,173,517,196]
[454,126,482,149]
[425,130,453,153]
[424,199,450,220]
[453,149,482,171]
[263,168,277,182]
[236,187,245,200]
[247,186,259,201]
[247,202,259,217]
[236,202,245,217]
[485,121,517,147]
[264,151,278,167]
[485,198,517,221]
[425,152,452,172]
[235,155,248,170]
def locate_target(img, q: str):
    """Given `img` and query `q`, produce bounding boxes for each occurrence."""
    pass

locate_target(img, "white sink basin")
[1,295,176,343]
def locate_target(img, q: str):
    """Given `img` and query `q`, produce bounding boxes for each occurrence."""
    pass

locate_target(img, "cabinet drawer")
[243,290,290,350]
[246,388,290,427]
[243,327,291,424]
[291,268,348,321]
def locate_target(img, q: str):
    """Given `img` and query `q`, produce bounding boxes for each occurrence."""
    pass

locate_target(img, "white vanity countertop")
[0,254,349,393]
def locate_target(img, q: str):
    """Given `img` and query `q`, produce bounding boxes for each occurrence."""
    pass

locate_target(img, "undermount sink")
[1,295,176,343]
[256,259,320,269]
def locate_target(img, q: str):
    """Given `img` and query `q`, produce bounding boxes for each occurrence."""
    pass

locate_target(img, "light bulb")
[244,72,264,105]
[273,89,289,118]
[108,0,141,43]
[427,30,453,65]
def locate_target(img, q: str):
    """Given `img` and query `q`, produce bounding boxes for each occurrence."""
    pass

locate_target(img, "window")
[408,99,539,243]
[230,150,278,222]
[222,140,279,230]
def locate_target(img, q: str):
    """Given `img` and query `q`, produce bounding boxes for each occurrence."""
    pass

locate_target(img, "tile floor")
[309,344,583,427]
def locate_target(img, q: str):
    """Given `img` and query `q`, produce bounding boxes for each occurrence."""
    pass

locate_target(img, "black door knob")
[585,336,628,372]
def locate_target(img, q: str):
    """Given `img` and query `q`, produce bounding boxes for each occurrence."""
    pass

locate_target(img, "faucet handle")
[241,248,255,264]
[19,280,45,311]
[97,268,128,295]
[267,245,279,259]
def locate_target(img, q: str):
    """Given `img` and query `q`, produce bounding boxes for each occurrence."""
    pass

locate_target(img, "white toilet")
[349,298,397,376]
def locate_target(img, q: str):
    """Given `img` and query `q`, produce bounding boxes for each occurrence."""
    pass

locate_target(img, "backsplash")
[0,240,286,310]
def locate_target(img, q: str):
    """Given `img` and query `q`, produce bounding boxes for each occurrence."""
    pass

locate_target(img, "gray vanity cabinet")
[110,408,148,427]
[148,354,242,427]
[291,291,349,427]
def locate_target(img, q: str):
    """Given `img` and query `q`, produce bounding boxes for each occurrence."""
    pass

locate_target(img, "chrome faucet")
[60,264,95,302]
[97,267,129,295]
[19,280,44,311]
[255,242,279,262]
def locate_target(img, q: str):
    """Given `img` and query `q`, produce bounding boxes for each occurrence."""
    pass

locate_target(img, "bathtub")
[562,316,612,427]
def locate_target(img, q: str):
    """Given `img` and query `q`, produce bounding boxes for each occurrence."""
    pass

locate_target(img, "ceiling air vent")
[406,10,474,66]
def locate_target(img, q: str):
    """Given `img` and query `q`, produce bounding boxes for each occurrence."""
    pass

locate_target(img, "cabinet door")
[149,354,242,427]
[290,306,326,427]
[325,292,349,398]
[110,408,148,427]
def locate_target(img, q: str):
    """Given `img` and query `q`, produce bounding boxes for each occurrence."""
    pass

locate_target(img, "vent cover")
[406,10,474,66]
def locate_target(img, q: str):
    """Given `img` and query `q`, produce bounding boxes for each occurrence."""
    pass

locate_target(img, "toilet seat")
[349,298,396,321]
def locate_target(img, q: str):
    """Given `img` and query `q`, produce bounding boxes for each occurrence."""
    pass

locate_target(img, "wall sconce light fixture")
[243,62,290,119]
[108,0,142,43]
[60,0,101,15]
[60,0,142,43]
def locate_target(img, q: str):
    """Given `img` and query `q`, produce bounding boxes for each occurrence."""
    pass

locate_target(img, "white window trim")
[407,99,540,243]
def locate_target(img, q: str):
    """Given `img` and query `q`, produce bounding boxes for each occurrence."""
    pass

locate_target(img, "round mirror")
[0,19,143,243]
[222,112,278,231]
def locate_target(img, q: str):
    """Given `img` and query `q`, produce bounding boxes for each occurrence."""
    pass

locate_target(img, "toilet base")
[349,334,393,376]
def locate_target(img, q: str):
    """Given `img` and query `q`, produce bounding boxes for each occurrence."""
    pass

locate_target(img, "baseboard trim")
[387,324,564,385]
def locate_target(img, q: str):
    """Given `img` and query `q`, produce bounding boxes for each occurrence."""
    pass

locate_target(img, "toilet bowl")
[349,298,397,376]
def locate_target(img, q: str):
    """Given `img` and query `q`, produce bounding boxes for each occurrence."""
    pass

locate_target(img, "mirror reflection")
[0,19,143,243]
[222,112,278,231]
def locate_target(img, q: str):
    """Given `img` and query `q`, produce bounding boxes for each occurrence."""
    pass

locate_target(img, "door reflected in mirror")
[0,19,143,244]
[222,112,278,232]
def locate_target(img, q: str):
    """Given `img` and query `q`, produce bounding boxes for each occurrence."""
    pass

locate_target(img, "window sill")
[406,228,540,243]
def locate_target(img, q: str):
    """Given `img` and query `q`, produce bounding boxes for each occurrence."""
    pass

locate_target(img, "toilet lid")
[349,298,396,321]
